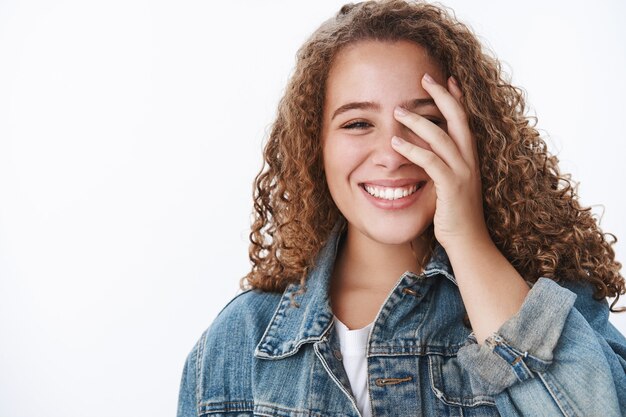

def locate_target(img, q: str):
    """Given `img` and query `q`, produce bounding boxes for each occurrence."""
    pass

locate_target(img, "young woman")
[177,1,626,416]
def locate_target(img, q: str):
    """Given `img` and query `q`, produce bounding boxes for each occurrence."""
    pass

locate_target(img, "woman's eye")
[342,120,372,130]
[426,118,444,126]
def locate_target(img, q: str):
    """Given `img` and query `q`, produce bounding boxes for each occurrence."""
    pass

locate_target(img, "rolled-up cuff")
[457,277,577,394]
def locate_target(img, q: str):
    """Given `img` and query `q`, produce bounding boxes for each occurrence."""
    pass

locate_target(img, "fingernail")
[394,106,407,117]
[391,136,404,147]
[423,73,435,84]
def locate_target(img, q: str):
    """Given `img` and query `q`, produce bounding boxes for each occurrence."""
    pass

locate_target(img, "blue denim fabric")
[177,218,626,416]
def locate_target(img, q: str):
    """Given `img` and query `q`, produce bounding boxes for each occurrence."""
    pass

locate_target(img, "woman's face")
[321,39,447,245]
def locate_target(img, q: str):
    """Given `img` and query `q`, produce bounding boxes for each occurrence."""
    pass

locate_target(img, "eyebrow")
[330,98,436,120]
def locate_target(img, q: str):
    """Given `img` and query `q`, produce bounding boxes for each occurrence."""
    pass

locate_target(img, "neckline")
[333,315,375,332]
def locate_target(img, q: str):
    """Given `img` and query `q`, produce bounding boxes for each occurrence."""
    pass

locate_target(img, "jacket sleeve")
[456,277,626,417]
[177,331,206,417]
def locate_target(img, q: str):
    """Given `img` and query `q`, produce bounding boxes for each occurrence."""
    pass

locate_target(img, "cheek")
[322,139,368,211]
[423,183,437,212]
[323,138,367,181]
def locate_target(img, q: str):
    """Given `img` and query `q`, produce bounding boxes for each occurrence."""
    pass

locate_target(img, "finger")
[422,73,476,170]
[447,75,479,168]
[391,135,454,189]
[394,107,466,172]
[448,76,463,101]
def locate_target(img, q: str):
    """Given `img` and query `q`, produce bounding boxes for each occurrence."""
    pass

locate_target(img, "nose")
[371,118,430,170]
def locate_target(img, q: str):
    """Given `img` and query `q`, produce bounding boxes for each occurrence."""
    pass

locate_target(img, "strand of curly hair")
[240,0,625,312]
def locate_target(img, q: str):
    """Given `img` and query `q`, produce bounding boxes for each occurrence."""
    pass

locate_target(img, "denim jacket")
[177,218,626,416]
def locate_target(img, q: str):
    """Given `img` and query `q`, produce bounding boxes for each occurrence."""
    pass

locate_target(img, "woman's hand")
[393,75,533,343]
[391,73,490,251]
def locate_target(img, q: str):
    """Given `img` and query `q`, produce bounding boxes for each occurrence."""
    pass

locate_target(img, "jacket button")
[333,349,343,361]
[402,287,421,297]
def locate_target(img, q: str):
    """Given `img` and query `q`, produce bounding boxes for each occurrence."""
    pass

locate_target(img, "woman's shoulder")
[186,288,285,366]
[201,288,283,347]
[218,288,282,329]
[178,289,284,414]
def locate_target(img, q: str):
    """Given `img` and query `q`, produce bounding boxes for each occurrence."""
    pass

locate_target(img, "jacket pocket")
[428,354,497,409]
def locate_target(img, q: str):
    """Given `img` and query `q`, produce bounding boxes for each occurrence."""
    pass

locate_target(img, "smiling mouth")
[360,181,426,200]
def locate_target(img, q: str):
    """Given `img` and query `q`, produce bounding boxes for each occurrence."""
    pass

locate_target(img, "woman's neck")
[332,224,428,293]
[329,224,430,328]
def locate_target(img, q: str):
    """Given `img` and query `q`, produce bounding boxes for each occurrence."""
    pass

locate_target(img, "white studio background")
[1,1,625,416]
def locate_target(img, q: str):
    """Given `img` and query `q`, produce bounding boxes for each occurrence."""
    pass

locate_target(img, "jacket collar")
[254,217,456,359]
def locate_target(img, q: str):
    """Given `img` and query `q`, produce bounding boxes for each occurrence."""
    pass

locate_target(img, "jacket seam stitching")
[537,372,573,417]
[195,328,208,417]
[254,289,293,356]
[255,401,328,417]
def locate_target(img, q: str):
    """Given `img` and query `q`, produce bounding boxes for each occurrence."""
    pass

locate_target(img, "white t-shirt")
[333,317,374,417]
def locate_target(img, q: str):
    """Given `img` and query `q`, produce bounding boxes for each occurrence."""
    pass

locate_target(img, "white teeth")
[363,183,422,200]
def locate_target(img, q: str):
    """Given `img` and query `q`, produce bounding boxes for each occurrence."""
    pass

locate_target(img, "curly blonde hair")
[241,0,625,312]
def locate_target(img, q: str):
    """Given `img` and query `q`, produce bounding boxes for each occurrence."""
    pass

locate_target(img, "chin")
[361,218,432,246]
